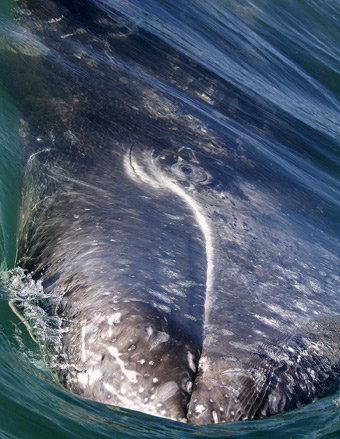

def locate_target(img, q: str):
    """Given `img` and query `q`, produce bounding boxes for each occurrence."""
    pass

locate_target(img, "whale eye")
[171,161,209,184]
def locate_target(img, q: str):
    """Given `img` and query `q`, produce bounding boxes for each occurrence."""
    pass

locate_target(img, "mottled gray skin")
[3,0,340,425]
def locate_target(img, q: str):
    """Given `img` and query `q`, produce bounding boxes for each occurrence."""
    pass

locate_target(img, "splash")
[1,267,67,370]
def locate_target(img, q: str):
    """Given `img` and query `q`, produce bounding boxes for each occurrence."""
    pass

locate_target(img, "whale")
[2,0,340,425]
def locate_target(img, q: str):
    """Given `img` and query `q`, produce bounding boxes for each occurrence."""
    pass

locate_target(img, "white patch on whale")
[124,149,215,326]
[150,331,170,350]
[107,346,139,383]
[155,381,179,401]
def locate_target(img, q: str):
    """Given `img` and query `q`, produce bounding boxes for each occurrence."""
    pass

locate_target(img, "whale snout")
[60,300,201,422]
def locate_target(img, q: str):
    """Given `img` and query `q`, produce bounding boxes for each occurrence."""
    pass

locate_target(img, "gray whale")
[2,0,340,425]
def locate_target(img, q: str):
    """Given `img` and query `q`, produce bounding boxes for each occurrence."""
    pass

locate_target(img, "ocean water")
[0,0,340,438]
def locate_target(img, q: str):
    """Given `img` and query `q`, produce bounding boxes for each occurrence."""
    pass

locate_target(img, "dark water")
[0,0,340,437]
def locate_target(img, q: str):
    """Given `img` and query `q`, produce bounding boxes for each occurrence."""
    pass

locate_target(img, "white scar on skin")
[107,346,139,383]
[81,326,87,362]
[124,148,214,320]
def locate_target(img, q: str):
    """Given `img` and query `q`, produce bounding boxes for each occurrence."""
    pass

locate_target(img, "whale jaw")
[57,300,201,422]
[187,319,340,425]
[57,292,340,425]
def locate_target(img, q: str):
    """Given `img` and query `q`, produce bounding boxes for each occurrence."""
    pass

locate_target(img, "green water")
[0,0,19,269]
[0,84,19,270]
